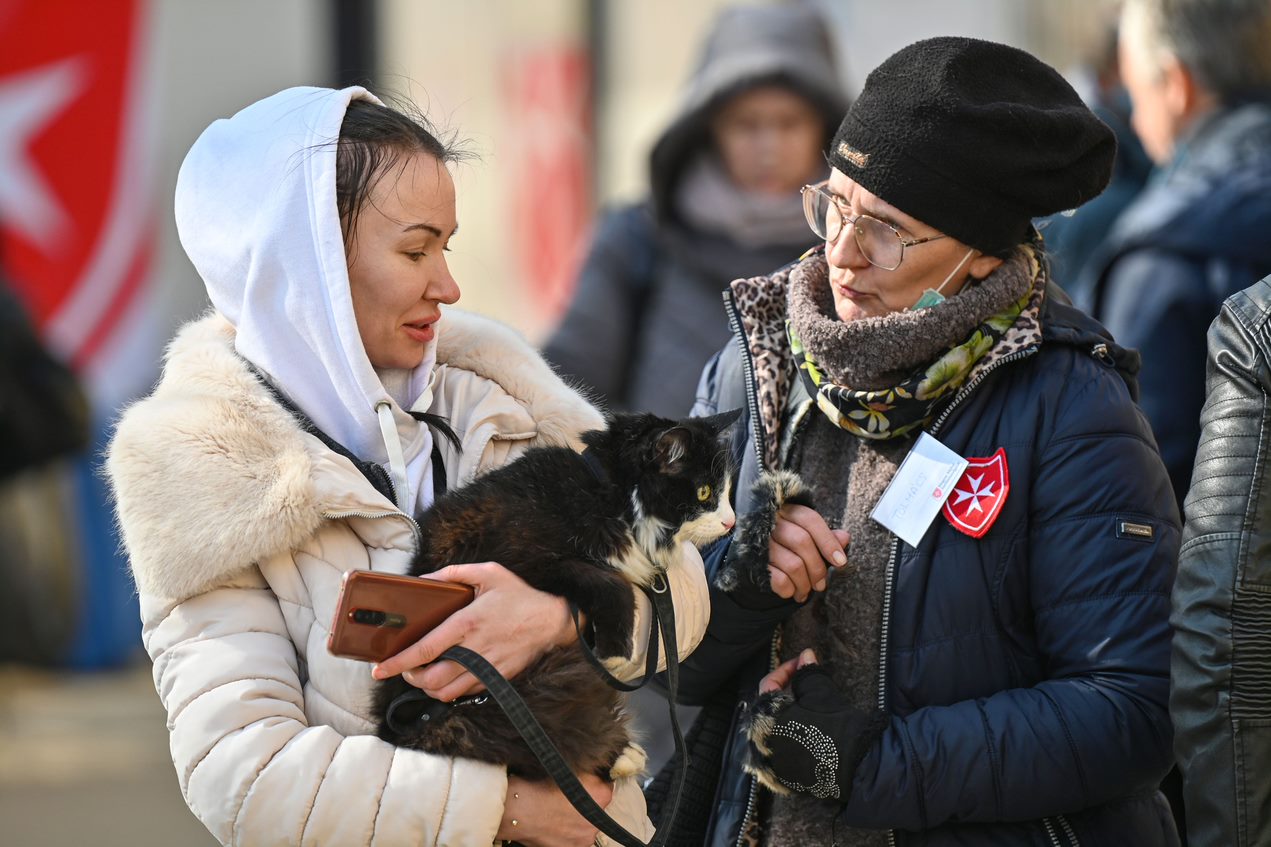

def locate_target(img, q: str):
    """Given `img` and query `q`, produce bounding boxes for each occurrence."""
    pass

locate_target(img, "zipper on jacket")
[876,540,899,713]
[724,284,792,847]
[926,347,1038,436]
[877,345,1040,847]
[1056,814,1079,845]
[735,767,761,847]
[724,291,767,472]
[322,507,423,550]
[733,629,783,847]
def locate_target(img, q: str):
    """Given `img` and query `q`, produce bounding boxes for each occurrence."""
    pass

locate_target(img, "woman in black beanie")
[655,37,1181,847]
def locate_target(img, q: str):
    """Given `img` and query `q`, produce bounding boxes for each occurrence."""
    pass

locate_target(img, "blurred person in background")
[105,87,710,847]
[1040,11,1153,302]
[654,36,1181,847]
[1082,0,1271,510]
[1173,274,1271,847]
[542,2,847,419]
[0,251,90,666]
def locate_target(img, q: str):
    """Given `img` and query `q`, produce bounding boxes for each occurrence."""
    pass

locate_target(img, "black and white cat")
[373,410,740,780]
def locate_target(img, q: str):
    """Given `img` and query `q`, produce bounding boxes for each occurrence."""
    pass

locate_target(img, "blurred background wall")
[103,0,1120,352]
[0,1,1117,845]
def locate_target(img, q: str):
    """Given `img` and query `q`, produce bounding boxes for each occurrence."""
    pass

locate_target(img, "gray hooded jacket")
[543,4,847,417]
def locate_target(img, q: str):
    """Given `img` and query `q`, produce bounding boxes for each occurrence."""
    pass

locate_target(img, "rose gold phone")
[327,570,475,663]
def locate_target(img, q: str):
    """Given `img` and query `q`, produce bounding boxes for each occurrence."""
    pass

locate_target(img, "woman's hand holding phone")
[370,562,577,702]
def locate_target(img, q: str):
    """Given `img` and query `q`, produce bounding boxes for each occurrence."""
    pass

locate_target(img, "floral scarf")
[787,248,1043,440]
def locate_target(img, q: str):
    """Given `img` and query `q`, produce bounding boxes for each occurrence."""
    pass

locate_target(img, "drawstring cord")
[374,369,437,514]
[375,401,410,513]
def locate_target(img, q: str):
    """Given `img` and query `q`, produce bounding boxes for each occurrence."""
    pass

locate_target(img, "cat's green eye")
[696,485,712,502]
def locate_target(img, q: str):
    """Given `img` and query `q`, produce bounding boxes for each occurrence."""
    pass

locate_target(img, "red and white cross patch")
[942,448,1010,538]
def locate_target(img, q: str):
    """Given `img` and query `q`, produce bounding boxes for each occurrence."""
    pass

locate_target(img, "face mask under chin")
[908,247,977,312]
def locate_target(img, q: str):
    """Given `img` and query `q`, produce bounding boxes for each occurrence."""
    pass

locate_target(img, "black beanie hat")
[829,37,1116,255]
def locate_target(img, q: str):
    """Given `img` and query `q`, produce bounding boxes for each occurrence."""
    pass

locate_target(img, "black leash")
[387,447,688,844]
[387,578,686,847]
[446,580,684,847]
[569,602,659,693]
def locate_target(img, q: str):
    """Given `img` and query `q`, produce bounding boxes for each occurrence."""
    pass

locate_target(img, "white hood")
[175,86,435,514]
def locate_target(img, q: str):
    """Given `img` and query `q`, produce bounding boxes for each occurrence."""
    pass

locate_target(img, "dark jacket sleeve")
[541,205,656,410]
[1099,249,1211,509]
[1173,279,1271,847]
[674,577,795,706]
[674,342,800,704]
[843,356,1180,828]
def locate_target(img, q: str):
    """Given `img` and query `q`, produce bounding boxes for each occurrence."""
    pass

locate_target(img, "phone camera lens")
[351,608,388,626]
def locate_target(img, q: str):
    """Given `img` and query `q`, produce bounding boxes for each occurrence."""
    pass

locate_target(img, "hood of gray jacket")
[648,4,848,226]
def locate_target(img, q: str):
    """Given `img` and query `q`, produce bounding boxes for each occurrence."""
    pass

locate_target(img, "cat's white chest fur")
[611,488,672,586]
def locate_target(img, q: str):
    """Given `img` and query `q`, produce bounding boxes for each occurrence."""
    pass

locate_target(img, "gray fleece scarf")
[729,244,1044,467]
[785,243,1041,439]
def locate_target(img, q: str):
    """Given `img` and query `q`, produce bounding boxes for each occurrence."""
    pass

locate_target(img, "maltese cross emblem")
[942,448,1010,538]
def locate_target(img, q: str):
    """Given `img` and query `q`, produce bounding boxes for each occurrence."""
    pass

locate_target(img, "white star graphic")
[951,473,995,514]
[0,57,88,252]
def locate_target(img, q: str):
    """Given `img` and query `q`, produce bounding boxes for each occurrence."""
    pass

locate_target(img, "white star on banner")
[0,57,88,252]
[952,474,996,514]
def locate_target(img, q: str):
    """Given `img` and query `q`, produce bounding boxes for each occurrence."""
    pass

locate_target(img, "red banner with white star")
[0,0,157,409]
[504,45,592,321]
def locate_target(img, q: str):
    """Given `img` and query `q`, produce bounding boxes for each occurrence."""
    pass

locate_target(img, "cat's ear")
[653,427,692,474]
[700,408,742,434]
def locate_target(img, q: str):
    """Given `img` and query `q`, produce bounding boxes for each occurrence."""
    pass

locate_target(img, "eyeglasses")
[800,181,947,271]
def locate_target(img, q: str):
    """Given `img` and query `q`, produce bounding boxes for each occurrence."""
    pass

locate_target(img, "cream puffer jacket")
[107,309,709,846]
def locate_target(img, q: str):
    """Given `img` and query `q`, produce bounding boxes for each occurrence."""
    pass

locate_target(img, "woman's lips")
[835,281,870,300]
[403,320,436,343]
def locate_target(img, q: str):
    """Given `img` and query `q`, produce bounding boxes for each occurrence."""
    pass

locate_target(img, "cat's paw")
[713,471,814,602]
[609,741,648,780]
[585,586,637,662]
[739,689,796,796]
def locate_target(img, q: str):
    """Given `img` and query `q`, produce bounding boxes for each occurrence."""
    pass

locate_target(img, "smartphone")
[327,569,475,663]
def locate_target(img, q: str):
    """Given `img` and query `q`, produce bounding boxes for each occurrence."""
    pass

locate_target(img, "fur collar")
[108,310,602,601]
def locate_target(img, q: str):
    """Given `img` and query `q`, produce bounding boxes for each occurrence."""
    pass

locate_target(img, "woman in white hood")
[106,87,710,846]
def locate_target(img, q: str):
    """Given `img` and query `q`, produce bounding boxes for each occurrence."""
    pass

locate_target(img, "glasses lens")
[802,187,840,242]
[854,215,904,270]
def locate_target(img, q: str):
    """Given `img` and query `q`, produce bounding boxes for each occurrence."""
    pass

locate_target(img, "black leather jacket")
[1174,274,1271,847]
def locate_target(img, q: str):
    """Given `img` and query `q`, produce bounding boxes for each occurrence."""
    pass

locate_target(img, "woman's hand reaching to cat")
[497,773,613,846]
[371,562,576,701]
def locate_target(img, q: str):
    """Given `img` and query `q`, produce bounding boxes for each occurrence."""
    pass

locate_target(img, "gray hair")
[1122,0,1271,102]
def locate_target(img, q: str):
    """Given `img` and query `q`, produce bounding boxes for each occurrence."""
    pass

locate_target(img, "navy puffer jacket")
[672,271,1181,846]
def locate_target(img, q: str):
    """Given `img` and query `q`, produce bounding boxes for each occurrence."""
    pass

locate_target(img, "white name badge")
[870,432,968,548]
